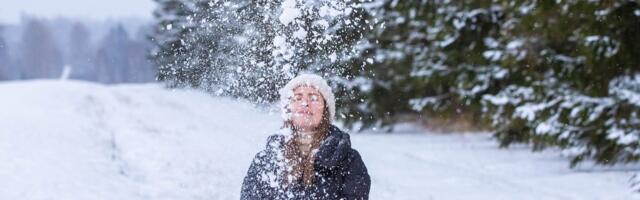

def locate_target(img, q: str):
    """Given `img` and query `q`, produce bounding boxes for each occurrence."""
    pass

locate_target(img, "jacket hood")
[314,125,351,173]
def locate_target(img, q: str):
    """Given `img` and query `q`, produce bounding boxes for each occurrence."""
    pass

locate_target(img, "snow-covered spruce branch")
[482,74,640,166]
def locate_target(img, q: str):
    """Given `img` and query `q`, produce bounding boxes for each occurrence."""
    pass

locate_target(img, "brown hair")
[281,104,331,187]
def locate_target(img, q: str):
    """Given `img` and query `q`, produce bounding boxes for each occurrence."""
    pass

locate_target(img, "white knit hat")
[279,73,335,122]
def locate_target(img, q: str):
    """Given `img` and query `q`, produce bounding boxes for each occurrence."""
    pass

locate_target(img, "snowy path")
[0,80,637,200]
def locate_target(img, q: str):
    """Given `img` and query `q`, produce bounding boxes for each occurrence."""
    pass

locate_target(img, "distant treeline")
[0,16,156,83]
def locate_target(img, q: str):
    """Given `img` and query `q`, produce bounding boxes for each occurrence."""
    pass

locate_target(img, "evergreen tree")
[346,0,504,130]
[351,0,640,167]
[480,1,640,166]
[151,0,370,103]
[19,18,64,79]
[127,25,156,83]
[68,22,94,80]
[151,0,200,86]
[95,24,131,83]
[0,26,11,80]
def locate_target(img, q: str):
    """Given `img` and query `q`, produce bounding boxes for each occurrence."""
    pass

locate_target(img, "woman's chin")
[292,114,312,121]
[292,122,320,131]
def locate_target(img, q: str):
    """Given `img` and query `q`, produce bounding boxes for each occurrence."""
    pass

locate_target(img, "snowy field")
[0,80,638,200]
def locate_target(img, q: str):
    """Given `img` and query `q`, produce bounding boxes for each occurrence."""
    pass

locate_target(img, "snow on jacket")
[240,125,371,200]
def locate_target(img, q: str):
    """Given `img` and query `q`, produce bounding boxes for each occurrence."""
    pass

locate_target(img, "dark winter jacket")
[241,125,371,200]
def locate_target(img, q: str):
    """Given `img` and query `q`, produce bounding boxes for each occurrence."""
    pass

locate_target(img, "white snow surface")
[0,80,638,200]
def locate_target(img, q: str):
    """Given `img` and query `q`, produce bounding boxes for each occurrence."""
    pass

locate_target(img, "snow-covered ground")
[0,80,637,200]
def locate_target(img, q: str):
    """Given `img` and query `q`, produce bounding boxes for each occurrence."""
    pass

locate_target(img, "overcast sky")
[1,0,155,24]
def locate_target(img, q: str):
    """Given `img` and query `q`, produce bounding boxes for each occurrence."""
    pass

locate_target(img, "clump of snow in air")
[293,28,307,40]
[269,0,366,78]
[278,0,301,25]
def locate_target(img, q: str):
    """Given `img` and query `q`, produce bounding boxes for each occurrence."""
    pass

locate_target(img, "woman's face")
[289,86,326,131]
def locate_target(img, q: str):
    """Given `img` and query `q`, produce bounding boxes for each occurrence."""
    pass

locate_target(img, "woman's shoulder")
[250,134,284,166]
[264,130,291,149]
[347,148,365,165]
[329,126,367,164]
[265,134,284,147]
[255,131,290,156]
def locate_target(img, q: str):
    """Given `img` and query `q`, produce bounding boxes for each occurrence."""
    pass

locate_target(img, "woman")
[241,74,371,200]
